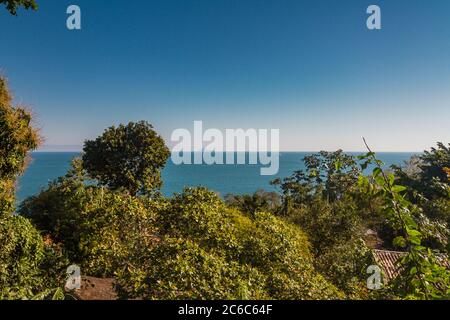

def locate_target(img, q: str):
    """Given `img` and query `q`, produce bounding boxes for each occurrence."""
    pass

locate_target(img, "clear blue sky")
[1,0,449,151]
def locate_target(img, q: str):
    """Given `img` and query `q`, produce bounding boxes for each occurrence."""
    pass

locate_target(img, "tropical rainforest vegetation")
[1,75,449,300]
[1,0,449,301]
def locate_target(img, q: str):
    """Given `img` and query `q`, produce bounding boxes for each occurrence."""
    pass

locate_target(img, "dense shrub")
[78,192,161,277]
[313,239,373,298]
[0,179,15,218]
[0,76,66,299]
[235,211,343,299]
[233,211,310,269]
[286,197,373,297]
[115,188,342,300]
[157,188,240,253]
[391,144,450,254]
[0,215,67,299]
[225,189,281,216]
[20,163,162,277]
[288,198,361,254]
[115,238,268,300]
[0,77,39,215]
[0,216,45,299]
[270,151,381,297]
[358,149,450,299]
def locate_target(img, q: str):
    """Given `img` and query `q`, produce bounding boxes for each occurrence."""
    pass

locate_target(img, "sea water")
[16,152,417,203]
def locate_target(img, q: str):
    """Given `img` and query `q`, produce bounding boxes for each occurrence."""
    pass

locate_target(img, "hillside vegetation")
[1,76,449,300]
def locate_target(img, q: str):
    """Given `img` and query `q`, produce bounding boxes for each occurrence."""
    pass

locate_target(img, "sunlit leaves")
[82,121,170,196]
[358,148,450,299]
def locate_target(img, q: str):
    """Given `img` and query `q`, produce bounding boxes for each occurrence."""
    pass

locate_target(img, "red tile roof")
[373,249,450,282]
[373,249,406,281]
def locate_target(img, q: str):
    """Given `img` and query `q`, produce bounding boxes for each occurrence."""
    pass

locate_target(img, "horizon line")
[33,149,423,154]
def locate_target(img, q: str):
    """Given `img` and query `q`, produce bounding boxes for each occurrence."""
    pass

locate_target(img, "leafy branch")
[359,138,449,299]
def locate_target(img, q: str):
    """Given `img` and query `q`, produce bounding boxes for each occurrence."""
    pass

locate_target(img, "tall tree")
[82,121,170,196]
[0,76,65,299]
[0,77,40,215]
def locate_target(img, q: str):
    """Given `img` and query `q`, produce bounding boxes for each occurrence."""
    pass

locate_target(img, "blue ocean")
[16,152,417,203]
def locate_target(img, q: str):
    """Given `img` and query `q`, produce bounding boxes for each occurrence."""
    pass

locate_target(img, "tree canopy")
[0,77,39,214]
[0,76,66,299]
[1,72,449,300]
[0,0,37,15]
[82,121,170,196]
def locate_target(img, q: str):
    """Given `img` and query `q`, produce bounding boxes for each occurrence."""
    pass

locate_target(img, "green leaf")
[406,228,421,238]
[373,167,382,177]
[388,174,395,186]
[393,236,407,248]
[392,185,407,193]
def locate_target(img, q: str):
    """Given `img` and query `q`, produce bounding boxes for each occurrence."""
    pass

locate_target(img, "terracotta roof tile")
[373,249,406,281]
[373,249,450,282]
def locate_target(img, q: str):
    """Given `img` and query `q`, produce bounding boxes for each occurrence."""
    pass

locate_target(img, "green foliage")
[0,0,37,15]
[77,191,160,277]
[271,150,361,216]
[313,238,373,299]
[115,238,267,300]
[19,159,89,247]
[0,216,44,299]
[288,197,362,252]
[358,142,450,299]
[287,196,373,297]
[0,215,67,299]
[420,143,450,187]
[234,211,312,269]
[270,150,372,297]
[115,188,342,300]
[234,211,343,299]
[0,179,15,218]
[225,189,280,216]
[393,143,450,200]
[82,121,170,196]
[20,161,161,277]
[157,188,239,253]
[390,144,450,252]
[0,77,39,216]
[0,76,65,299]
